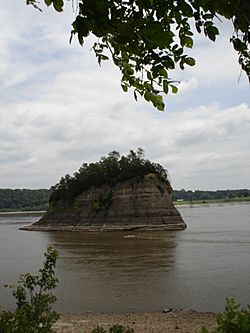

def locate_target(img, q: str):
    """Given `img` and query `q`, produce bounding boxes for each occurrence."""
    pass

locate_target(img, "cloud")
[0,2,249,191]
[177,78,199,94]
[1,95,249,190]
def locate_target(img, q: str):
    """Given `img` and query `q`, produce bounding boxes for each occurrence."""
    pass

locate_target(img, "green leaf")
[205,24,219,42]
[155,96,165,111]
[144,82,151,91]
[44,0,53,5]
[184,36,193,48]
[158,101,165,111]
[158,67,168,78]
[53,0,64,12]
[149,94,164,111]
[170,85,178,94]
[179,2,193,17]
[232,38,246,52]
[140,22,174,48]
[144,91,152,102]
[152,66,168,79]
[174,10,182,25]
[147,71,152,80]
[117,23,134,38]
[176,47,184,56]
[185,57,196,66]
[121,84,128,92]
[163,80,169,94]
[72,16,90,37]
[179,59,185,70]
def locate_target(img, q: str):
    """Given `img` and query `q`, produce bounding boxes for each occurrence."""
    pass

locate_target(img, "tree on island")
[49,148,170,204]
[27,0,249,111]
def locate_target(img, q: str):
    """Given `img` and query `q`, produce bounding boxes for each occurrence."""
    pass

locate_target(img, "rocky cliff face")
[29,175,186,231]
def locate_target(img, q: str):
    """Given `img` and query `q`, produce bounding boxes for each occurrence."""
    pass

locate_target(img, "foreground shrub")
[0,247,59,333]
[201,297,250,333]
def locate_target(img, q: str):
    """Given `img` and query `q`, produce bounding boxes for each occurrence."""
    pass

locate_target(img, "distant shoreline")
[174,198,250,207]
[0,210,46,215]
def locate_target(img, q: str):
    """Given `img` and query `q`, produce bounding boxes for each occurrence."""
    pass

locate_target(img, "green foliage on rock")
[201,297,250,333]
[91,191,113,213]
[27,0,250,110]
[49,148,170,204]
[0,247,59,333]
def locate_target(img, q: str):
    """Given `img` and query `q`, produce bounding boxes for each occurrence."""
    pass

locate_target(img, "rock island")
[22,149,186,231]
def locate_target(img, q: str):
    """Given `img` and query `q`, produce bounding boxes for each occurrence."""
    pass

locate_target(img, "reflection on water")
[49,231,179,312]
[0,203,250,313]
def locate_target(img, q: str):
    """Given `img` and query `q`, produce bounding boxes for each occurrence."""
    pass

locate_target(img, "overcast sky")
[0,2,249,190]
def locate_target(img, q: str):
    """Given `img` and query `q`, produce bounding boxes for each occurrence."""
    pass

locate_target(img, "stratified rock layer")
[24,176,186,231]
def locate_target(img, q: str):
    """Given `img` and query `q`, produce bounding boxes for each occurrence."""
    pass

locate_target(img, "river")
[0,203,249,313]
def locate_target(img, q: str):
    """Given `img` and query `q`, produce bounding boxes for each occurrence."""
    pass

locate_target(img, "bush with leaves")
[201,297,250,333]
[0,247,59,333]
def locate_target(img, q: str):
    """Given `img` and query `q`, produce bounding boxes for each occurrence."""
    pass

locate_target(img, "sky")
[0,1,249,190]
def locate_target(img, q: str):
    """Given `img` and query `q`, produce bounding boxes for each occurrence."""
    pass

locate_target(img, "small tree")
[201,298,250,333]
[0,247,59,333]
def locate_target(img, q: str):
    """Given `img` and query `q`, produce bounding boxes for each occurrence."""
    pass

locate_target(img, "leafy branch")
[27,0,250,110]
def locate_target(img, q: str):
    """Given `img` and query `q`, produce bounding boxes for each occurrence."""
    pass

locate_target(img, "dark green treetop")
[49,148,169,203]
[27,0,249,110]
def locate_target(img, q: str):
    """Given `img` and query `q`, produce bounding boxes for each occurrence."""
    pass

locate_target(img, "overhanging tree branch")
[27,0,250,110]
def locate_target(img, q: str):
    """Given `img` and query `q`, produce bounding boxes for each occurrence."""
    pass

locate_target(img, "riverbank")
[53,311,217,333]
[174,197,250,207]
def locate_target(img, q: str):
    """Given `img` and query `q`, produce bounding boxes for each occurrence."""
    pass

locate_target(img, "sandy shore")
[53,311,217,333]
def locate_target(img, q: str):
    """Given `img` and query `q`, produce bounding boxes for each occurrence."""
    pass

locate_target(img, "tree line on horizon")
[172,188,250,201]
[0,187,249,212]
[0,189,51,212]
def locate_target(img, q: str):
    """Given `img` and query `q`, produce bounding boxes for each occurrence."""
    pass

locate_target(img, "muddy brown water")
[0,203,250,313]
